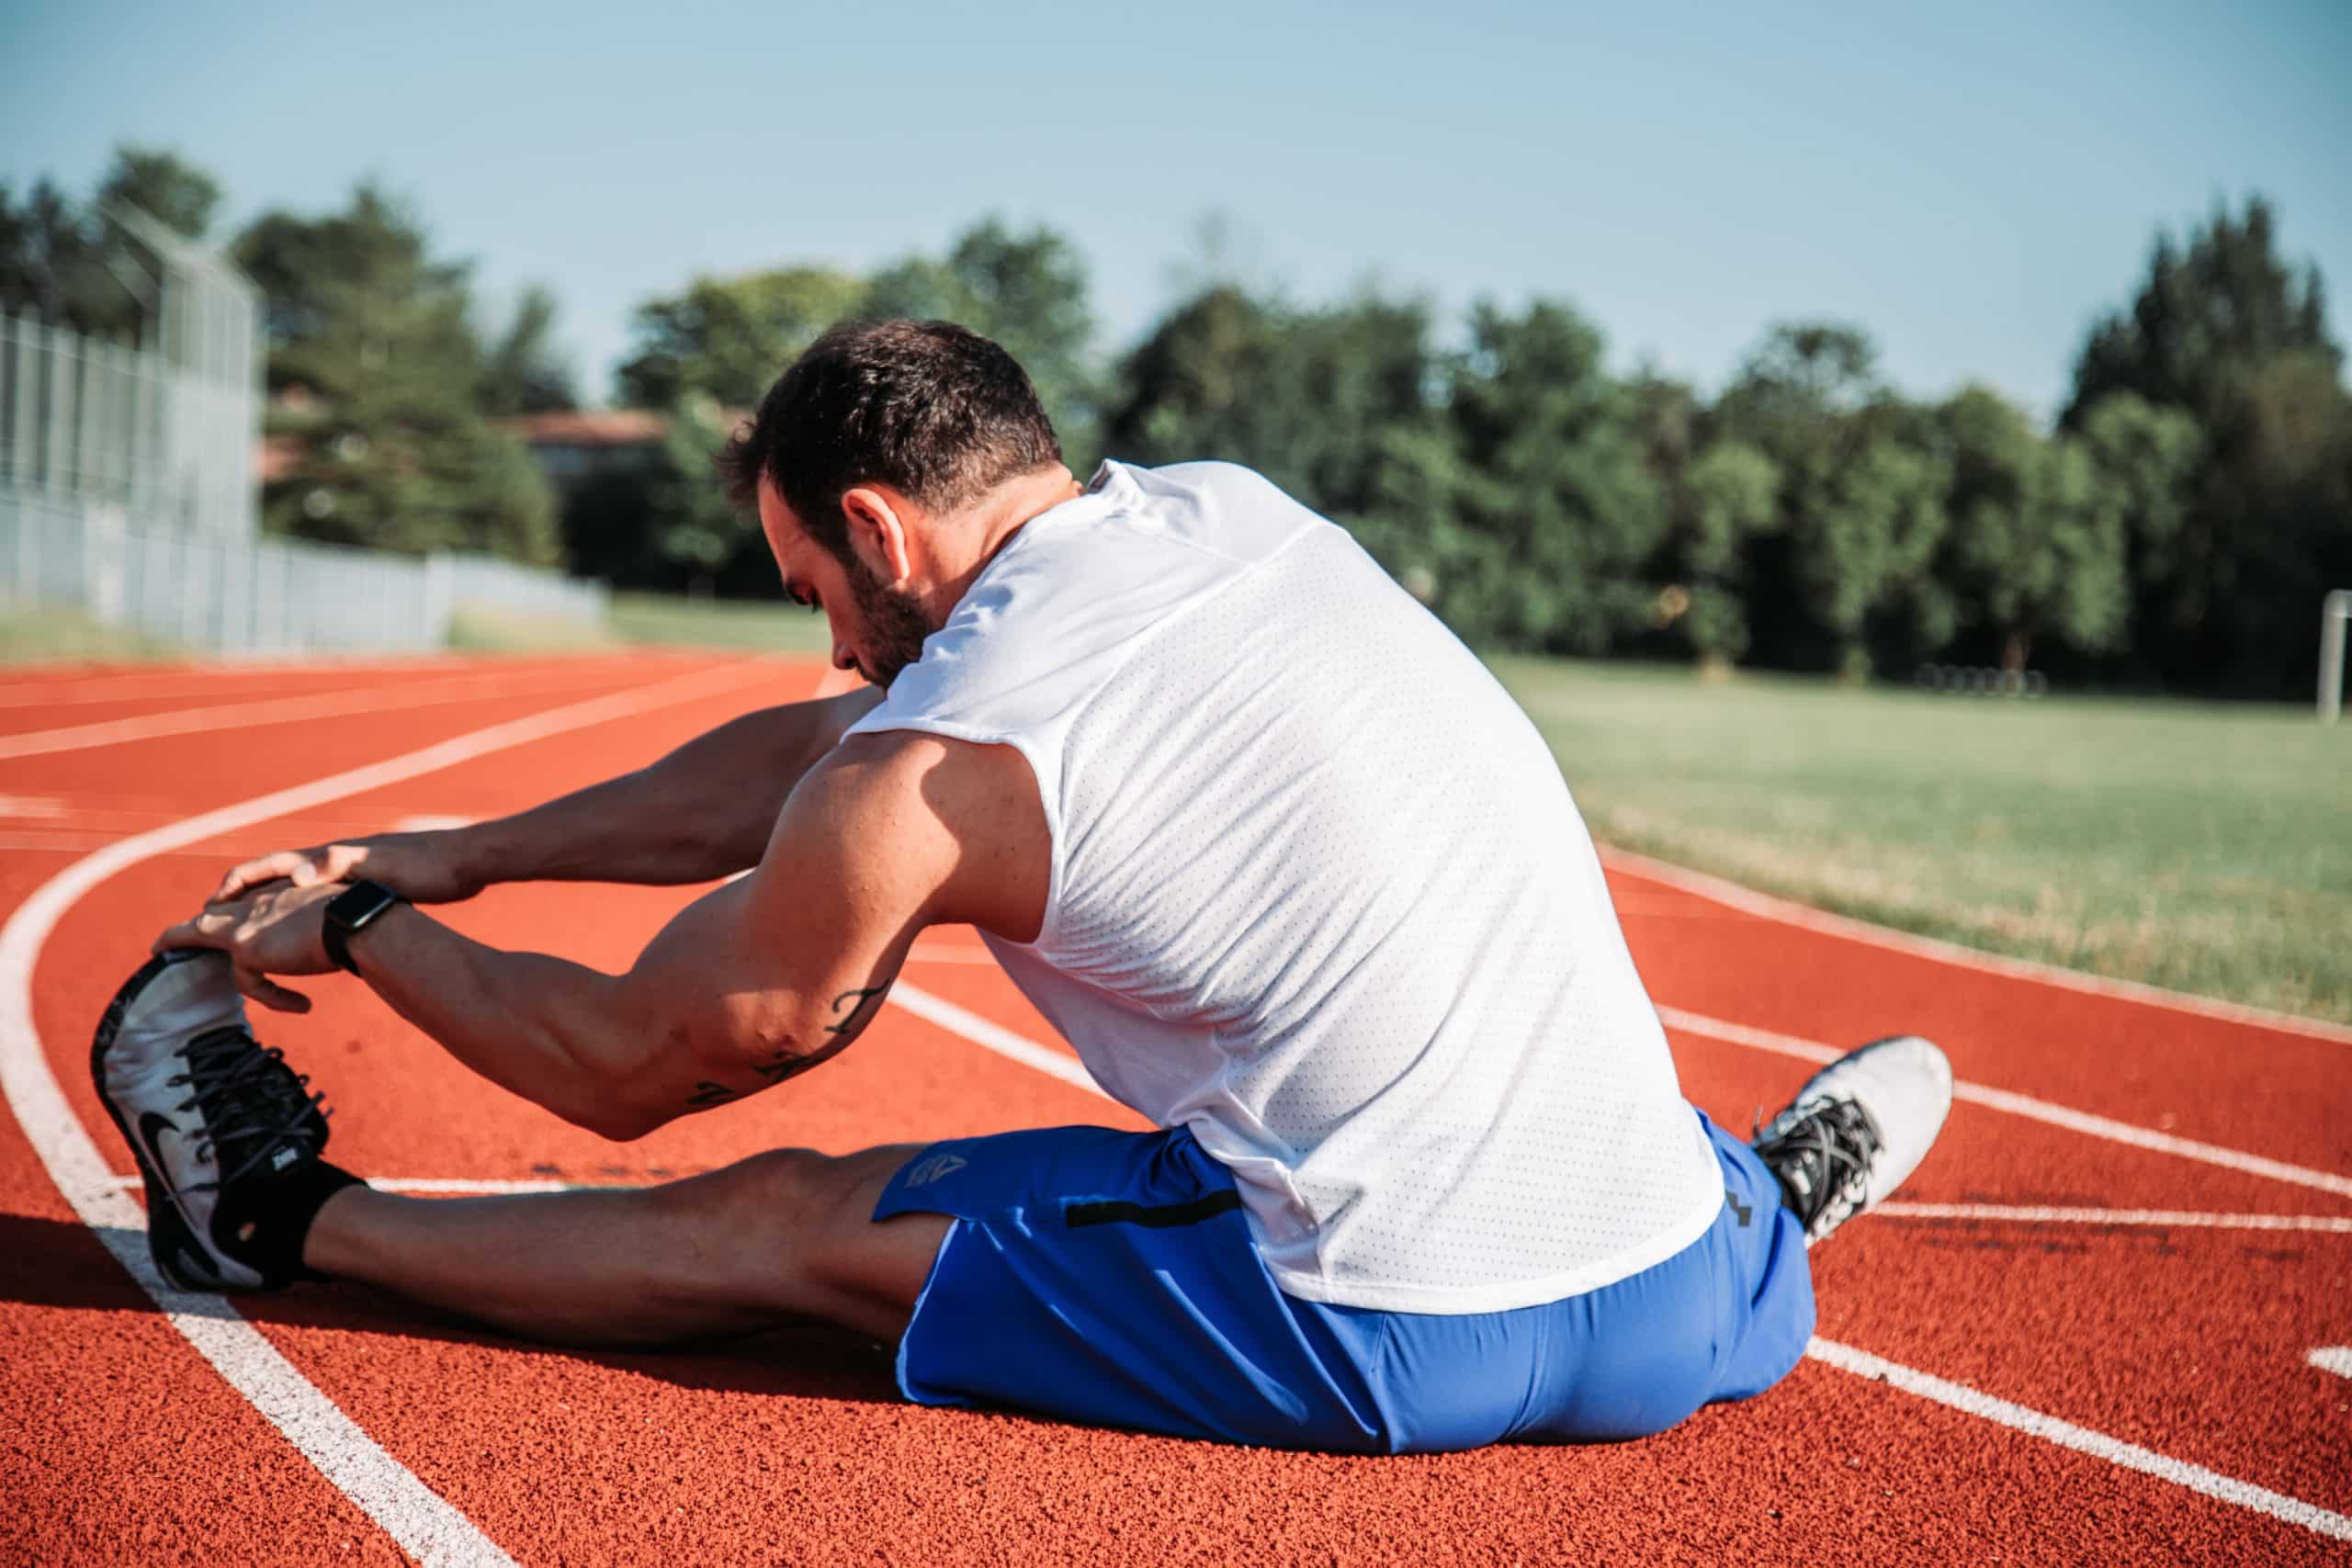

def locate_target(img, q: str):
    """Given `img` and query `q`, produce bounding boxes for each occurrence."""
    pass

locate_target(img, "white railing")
[0,490,605,656]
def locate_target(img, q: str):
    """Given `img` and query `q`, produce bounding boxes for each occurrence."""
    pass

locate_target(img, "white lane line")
[2311,1348,2352,1381]
[0,655,466,709]
[0,660,649,761]
[1657,1005,2352,1201]
[0,658,778,1566]
[1877,1203,2352,1233]
[1807,1337,2352,1541]
[889,983,1103,1095]
[1605,847,2352,1047]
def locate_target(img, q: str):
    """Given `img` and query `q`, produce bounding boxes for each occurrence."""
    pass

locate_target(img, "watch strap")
[323,879,402,976]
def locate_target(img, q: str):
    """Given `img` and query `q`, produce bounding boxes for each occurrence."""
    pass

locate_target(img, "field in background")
[1498,657,2350,1025]
[2,598,2339,1024]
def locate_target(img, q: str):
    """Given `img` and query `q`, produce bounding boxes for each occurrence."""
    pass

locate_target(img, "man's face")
[758,478,939,688]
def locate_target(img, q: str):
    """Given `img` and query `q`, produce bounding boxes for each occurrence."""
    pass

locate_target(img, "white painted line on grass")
[2309,1348,2352,1380]
[1656,1005,2352,1201]
[1876,1203,2352,1233]
[0,657,779,1567]
[0,660,647,761]
[1807,1337,2352,1541]
[1606,847,2352,1046]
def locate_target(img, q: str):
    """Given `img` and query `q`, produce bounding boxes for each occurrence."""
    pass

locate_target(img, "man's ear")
[839,487,914,586]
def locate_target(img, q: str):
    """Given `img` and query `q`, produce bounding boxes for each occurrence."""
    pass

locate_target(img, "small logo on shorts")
[903,1153,968,1188]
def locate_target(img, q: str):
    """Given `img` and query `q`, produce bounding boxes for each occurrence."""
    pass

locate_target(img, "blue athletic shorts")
[872,1109,1815,1452]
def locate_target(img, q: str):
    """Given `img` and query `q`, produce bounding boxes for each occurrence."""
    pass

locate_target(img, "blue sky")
[5,0,2346,420]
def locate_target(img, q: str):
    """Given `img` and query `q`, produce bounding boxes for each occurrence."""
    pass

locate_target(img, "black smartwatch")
[322,879,404,976]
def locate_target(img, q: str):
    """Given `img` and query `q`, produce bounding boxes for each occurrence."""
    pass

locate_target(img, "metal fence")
[0,306,259,543]
[0,491,606,656]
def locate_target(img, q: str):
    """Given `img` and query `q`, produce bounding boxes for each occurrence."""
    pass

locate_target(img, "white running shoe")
[1750,1035,1952,1246]
[91,949,334,1291]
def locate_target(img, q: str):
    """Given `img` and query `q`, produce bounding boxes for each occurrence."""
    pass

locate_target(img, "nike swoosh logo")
[138,1111,183,1193]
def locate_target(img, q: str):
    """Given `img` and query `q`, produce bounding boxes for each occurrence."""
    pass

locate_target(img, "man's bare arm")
[167,730,1049,1136]
[215,687,882,903]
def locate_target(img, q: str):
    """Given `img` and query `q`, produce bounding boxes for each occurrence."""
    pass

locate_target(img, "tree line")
[6,149,2344,695]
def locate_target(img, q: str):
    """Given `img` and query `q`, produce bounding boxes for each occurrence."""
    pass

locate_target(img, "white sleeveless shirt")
[847,460,1722,1313]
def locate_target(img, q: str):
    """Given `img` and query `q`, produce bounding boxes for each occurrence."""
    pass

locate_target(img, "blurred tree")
[478,283,578,415]
[2064,197,2348,693]
[96,146,220,241]
[1107,283,1432,518]
[1372,300,1667,652]
[648,394,762,592]
[235,182,560,564]
[1716,321,1953,676]
[2064,197,2337,425]
[1665,437,1781,665]
[616,265,864,411]
[866,218,1101,462]
[1935,386,2129,671]
[0,146,221,337]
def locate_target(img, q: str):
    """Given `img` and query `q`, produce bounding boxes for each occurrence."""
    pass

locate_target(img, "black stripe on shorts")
[1063,1189,1244,1230]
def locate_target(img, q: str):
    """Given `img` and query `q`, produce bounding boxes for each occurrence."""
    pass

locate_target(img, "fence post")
[2322,590,2352,725]
[423,550,455,650]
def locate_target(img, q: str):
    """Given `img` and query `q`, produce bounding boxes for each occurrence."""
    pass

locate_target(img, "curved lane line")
[1657,1004,2352,1200]
[1603,847,2352,1046]
[0,658,781,1567]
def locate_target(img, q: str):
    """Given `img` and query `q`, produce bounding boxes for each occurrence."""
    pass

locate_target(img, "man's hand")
[213,831,482,906]
[154,880,345,1014]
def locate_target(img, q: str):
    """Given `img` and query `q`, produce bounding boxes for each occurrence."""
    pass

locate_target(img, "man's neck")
[927,464,1085,617]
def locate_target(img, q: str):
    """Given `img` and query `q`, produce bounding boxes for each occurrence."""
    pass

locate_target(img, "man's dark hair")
[719,319,1062,558]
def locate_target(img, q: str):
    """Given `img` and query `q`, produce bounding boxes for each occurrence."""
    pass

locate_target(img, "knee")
[649,1146,842,1239]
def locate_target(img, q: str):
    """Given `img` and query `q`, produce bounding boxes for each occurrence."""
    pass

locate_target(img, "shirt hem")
[1261,1183,1726,1316]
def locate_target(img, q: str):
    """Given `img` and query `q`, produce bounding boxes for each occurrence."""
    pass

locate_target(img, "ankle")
[216,1159,366,1283]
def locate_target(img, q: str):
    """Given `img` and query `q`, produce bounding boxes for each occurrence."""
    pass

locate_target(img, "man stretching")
[95,320,1950,1451]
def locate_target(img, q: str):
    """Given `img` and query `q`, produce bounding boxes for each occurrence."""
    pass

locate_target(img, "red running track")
[2,653,2346,1564]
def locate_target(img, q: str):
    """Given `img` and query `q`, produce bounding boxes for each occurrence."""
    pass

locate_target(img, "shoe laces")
[164,1025,329,1190]
[1752,1096,1883,1242]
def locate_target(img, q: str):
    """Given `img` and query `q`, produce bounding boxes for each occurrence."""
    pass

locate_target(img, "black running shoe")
[1752,1035,1952,1247]
[91,949,335,1291]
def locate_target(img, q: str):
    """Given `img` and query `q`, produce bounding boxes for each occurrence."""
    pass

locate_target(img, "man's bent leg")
[301,1144,948,1348]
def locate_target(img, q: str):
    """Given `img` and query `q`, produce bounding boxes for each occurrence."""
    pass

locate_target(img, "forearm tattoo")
[680,982,894,1110]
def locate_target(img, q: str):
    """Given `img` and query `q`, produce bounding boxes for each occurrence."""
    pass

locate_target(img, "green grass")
[605,592,834,655]
[1493,657,2352,1026]
[446,604,619,652]
[0,606,185,663]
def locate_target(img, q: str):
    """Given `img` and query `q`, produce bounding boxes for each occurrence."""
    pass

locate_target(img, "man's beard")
[844,552,940,688]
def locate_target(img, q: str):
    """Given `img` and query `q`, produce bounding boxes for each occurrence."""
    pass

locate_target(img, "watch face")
[329,879,400,928]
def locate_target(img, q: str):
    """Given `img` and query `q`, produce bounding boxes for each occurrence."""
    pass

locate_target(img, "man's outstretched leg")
[94,949,947,1348]
[303,1145,944,1346]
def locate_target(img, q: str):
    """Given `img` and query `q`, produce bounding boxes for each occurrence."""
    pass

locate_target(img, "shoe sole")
[89,951,231,1292]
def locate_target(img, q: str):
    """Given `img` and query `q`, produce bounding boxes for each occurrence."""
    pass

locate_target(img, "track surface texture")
[4,653,2346,1565]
